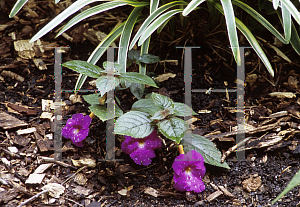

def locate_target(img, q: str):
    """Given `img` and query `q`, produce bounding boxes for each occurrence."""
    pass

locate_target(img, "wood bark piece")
[17,127,36,135]
[206,190,223,202]
[7,103,38,115]
[25,173,46,185]
[0,112,28,129]
[1,70,24,82]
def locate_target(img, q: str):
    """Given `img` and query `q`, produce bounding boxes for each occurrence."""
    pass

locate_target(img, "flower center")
[185,166,192,173]
[138,140,145,147]
[73,125,82,134]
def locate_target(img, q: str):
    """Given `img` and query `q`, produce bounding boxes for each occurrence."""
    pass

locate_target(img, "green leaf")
[220,0,241,66]
[235,17,274,77]
[182,133,230,169]
[118,7,143,82]
[114,111,154,138]
[281,3,291,43]
[210,1,274,77]
[75,22,125,92]
[272,169,300,204]
[290,21,300,55]
[182,0,206,16]
[119,72,158,87]
[173,102,198,116]
[131,98,162,115]
[119,0,149,7]
[82,94,102,105]
[62,60,103,78]
[96,76,120,96]
[130,82,144,99]
[89,103,123,121]
[128,49,141,61]
[9,0,28,18]
[280,0,300,25]
[129,1,187,49]
[138,54,160,63]
[151,93,174,109]
[57,2,127,37]
[157,117,188,143]
[273,0,279,10]
[30,0,105,43]
[232,0,287,44]
[138,9,183,46]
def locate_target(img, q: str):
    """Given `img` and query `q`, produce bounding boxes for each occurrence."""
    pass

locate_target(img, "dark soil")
[1,1,300,207]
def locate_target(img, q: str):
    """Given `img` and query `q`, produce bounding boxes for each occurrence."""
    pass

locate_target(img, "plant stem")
[178,144,184,154]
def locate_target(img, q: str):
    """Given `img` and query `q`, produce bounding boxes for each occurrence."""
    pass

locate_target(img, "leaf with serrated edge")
[158,117,188,143]
[115,111,154,138]
[173,102,197,116]
[96,76,120,96]
[82,94,102,105]
[182,133,230,169]
[131,98,161,115]
[151,93,174,109]
[62,60,103,78]
[119,72,157,87]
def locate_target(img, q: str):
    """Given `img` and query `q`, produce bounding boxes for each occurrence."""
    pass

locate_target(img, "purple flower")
[121,130,162,166]
[172,150,206,193]
[62,113,92,147]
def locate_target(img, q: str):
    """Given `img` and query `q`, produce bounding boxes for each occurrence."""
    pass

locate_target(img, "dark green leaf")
[157,117,188,143]
[115,111,154,138]
[182,133,230,169]
[128,49,141,61]
[138,54,160,64]
[130,82,144,99]
[62,60,103,78]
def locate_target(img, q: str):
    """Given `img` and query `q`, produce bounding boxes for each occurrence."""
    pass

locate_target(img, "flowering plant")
[61,57,230,193]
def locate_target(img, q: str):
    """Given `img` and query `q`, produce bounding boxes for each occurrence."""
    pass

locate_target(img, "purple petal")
[121,136,139,154]
[130,149,156,166]
[144,131,162,150]
[172,154,189,175]
[173,173,205,193]
[62,126,75,139]
[81,115,92,129]
[71,113,84,121]
[72,128,89,143]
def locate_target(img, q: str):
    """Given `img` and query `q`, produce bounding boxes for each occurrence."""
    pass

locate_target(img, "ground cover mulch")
[1,1,300,206]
